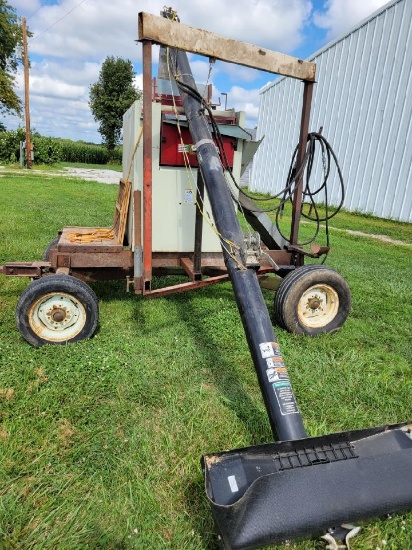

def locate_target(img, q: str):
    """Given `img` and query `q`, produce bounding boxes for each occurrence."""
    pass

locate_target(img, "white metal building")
[251,0,412,222]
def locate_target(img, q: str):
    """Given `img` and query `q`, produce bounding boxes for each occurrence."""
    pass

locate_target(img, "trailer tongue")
[151,10,412,550]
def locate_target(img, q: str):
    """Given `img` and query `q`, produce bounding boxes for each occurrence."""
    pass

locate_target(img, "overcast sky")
[4,0,390,143]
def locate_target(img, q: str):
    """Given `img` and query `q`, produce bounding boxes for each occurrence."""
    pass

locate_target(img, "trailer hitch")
[0,261,50,278]
[241,232,261,268]
[287,243,330,258]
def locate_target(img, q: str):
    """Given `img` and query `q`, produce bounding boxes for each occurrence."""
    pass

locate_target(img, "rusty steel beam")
[144,274,231,298]
[143,265,277,299]
[142,40,153,293]
[180,257,203,281]
[0,262,47,277]
[289,80,314,256]
[60,251,133,269]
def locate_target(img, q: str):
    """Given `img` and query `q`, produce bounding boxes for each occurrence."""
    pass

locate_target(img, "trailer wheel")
[274,265,351,335]
[16,275,99,346]
[42,237,59,261]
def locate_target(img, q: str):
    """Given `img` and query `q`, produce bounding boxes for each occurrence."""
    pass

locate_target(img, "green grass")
[0,172,411,549]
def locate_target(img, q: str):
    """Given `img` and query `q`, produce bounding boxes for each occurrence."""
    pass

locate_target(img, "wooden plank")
[138,12,315,81]
[115,178,131,244]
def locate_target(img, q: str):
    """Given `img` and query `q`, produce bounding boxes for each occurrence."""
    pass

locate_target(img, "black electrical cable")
[172,66,345,257]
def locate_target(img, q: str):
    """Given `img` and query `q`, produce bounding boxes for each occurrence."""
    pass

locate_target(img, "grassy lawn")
[0,170,411,549]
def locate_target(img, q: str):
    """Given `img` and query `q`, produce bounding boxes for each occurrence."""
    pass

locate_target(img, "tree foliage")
[89,56,140,155]
[0,0,24,116]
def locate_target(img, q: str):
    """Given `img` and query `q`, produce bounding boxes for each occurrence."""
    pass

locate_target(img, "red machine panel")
[160,122,236,167]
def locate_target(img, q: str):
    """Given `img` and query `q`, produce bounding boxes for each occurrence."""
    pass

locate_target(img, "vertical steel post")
[142,40,153,292]
[289,81,314,253]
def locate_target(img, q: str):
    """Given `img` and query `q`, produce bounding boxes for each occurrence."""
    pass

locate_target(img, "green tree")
[89,56,140,156]
[0,1,24,116]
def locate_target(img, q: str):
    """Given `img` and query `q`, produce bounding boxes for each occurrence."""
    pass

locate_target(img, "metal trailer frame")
[137,12,316,295]
[0,13,317,298]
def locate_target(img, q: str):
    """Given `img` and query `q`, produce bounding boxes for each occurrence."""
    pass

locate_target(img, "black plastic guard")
[202,422,412,549]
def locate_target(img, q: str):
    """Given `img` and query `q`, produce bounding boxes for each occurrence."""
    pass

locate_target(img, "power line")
[27,4,44,21]
[30,0,88,41]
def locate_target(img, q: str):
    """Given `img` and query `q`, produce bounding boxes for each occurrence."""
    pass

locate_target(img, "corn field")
[60,140,122,164]
[0,129,122,165]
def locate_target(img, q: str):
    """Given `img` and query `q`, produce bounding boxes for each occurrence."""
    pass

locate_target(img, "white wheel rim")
[297,284,339,328]
[29,292,86,342]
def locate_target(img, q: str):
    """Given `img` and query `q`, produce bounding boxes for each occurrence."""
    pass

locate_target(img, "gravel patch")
[0,166,121,184]
[345,229,411,247]
[63,167,121,184]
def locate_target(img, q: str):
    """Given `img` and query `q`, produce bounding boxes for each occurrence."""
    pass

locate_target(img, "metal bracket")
[192,138,215,151]
[287,243,330,258]
[260,251,280,271]
[0,261,47,277]
[321,524,361,550]
[241,232,261,268]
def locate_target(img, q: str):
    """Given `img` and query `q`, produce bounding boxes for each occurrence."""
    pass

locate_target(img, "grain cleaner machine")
[2,8,412,549]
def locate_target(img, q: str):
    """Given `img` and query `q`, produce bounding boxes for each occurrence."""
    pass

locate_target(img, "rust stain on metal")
[1,262,44,277]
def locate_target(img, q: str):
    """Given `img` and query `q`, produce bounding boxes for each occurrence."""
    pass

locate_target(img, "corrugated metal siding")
[240,128,256,187]
[251,0,412,222]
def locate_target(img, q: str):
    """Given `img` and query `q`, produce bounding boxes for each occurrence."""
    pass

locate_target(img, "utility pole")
[22,17,32,169]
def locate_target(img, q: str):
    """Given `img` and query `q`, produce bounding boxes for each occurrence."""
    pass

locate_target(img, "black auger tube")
[170,49,306,442]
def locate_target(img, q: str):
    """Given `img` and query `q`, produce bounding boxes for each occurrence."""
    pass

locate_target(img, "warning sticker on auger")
[272,381,300,415]
[266,365,289,383]
[259,342,282,359]
[266,357,285,369]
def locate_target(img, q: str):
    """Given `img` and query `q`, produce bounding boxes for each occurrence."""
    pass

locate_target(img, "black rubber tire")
[42,237,59,261]
[274,264,351,336]
[16,274,99,347]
